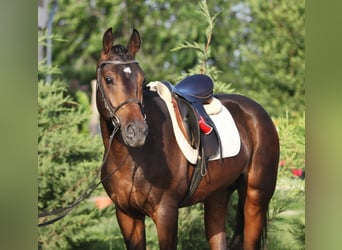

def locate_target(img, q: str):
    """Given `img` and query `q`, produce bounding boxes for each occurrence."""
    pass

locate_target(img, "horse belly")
[188,156,247,204]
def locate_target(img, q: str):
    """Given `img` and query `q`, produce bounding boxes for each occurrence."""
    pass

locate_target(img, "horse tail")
[261,207,270,249]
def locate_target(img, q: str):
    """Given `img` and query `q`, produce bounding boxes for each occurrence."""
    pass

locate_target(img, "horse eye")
[104,77,114,85]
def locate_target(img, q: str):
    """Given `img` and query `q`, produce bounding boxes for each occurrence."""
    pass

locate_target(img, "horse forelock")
[98,44,135,65]
[112,44,127,55]
[110,44,136,61]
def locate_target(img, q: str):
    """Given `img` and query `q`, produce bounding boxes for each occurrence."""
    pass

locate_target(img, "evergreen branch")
[38,31,67,46]
[171,41,202,52]
[193,0,221,73]
[38,59,62,76]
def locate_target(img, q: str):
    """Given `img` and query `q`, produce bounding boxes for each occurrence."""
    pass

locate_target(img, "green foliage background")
[38,0,305,249]
[50,0,304,117]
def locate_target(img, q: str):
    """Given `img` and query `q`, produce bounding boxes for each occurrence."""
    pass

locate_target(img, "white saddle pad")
[147,81,241,163]
[206,102,241,161]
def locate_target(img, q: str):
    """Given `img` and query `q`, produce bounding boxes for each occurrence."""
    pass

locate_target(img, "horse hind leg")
[243,185,270,250]
[243,157,278,249]
[204,188,233,250]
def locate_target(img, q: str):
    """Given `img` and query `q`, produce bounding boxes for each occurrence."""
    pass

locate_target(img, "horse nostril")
[125,123,136,138]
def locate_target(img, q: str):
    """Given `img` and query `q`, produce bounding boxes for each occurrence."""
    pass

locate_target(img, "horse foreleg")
[116,208,146,250]
[204,189,231,250]
[153,204,179,250]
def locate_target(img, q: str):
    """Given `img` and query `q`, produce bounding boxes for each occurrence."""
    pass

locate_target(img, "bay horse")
[96,27,279,250]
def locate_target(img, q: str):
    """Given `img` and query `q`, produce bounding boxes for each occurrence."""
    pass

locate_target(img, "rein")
[38,59,141,227]
[38,124,127,227]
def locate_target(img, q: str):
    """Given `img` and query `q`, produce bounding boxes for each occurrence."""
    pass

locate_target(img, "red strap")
[199,116,213,135]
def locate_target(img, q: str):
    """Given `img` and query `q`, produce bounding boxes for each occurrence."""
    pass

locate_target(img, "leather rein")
[38,59,144,227]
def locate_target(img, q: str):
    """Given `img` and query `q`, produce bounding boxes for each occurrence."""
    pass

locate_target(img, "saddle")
[161,74,222,160]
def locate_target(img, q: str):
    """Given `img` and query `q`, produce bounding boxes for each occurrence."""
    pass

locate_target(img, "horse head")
[96,28,148,147]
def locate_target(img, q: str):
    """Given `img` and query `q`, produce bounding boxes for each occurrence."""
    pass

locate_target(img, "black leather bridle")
[96,59,146,130]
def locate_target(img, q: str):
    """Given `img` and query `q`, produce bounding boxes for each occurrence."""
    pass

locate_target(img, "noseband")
[96,60,145,130]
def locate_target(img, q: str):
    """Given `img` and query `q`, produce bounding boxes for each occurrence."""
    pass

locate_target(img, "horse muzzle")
[122,120,148,147]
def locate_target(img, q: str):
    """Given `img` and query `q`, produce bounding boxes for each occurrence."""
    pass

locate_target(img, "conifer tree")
[38,33,108,249]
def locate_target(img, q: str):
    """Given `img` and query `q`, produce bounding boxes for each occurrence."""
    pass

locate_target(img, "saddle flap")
[147,81,199,164]
[175,97,200,149]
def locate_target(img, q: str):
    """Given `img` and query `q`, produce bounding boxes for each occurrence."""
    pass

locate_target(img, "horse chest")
[107,170,157,215]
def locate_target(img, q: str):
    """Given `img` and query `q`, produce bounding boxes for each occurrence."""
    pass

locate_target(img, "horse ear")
[102,27,114,54]
[127,29,141,57]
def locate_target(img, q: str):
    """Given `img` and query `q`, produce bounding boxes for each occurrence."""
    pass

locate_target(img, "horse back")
[215,93,278,140]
